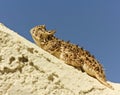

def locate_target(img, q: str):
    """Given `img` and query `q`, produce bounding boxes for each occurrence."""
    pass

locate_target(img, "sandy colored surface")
[0,23,120,95]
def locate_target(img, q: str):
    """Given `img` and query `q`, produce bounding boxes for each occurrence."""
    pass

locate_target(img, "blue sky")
[0,0,120,83]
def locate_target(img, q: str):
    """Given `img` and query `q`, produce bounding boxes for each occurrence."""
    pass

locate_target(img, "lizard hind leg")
[82,63,114,90]
[95,73,114,90]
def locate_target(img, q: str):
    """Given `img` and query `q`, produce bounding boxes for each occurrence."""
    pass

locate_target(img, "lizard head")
[30,25,56,46]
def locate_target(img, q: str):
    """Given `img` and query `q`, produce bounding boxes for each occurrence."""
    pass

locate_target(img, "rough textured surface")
[0,23,120,95]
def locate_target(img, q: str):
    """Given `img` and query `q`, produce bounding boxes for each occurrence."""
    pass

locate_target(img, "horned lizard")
[30,25,114,90]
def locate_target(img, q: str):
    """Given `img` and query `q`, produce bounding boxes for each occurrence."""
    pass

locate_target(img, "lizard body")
[30,25,114,90]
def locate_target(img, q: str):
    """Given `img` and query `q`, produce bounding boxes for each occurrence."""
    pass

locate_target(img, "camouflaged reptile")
[30,25,114,90]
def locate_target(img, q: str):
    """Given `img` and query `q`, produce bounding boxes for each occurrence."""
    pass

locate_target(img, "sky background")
[0,0,120,83]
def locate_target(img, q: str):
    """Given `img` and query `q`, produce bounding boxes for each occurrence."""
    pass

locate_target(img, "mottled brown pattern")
[30,25,114,90]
